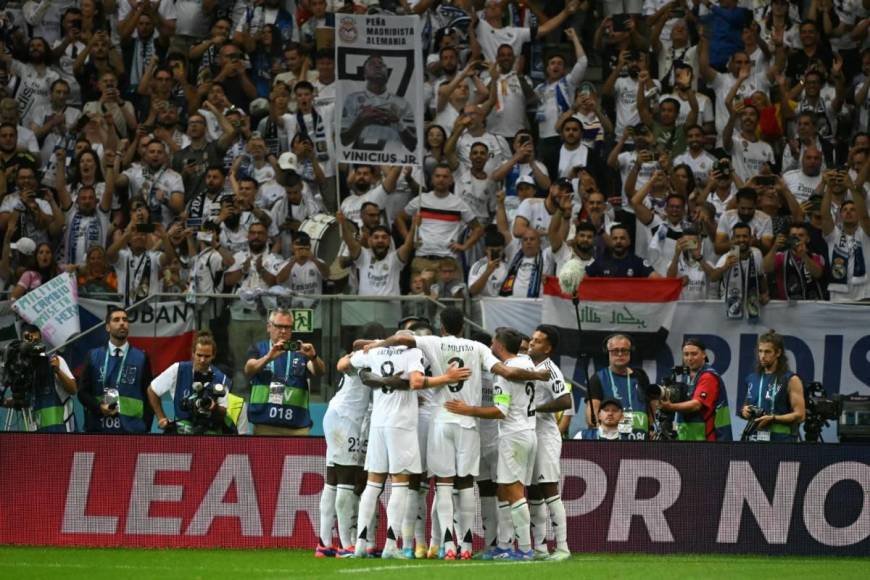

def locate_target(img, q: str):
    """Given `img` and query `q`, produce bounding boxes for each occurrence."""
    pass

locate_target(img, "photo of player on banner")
[336,15,423,167]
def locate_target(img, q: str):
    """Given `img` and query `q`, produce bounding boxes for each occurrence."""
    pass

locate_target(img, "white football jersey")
[350,346,424,431]
[415,335,501,428]
[327,369,372,424]
[533,358,568,440]
[493,355,537,436]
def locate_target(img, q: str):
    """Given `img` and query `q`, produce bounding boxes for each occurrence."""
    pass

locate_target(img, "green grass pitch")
[0,547,867,579]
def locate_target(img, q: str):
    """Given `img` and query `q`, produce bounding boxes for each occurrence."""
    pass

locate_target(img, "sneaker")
[366,548,382,558]
[351,547,369,559]
[437,547,445,559]
[443,549,457,561]
[459,549,472,560]
[415,545,427,559]
[492,548,515,560]
[334,547,355,559]
[381,547,408,560]
[547,548,571,562]
[475,548,496,560]
[512,549,534,561]
[402,547,415,559]
[532,549,550,560]
[427,545,440,560]
[315,544,335,558]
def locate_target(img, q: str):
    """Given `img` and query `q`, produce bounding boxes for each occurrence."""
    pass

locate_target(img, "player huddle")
[317,307,573,561]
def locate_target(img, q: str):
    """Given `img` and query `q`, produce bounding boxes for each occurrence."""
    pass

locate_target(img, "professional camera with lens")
[178,370,228,433]
[740,404,769,441]
[804,381,841,443]
[0,339,51,409]
[647,366,691,440]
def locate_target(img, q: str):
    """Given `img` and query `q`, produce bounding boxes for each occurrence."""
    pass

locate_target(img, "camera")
[783,236,800,251]
[647,366,691,440]
[282,340,301,352]
[804,381,841,442]
[740,404,768,441]
[178,370,228,433]
[0,339,51,410]
[714,159,731,178]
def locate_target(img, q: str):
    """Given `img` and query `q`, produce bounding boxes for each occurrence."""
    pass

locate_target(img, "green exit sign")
[292,309,313,333]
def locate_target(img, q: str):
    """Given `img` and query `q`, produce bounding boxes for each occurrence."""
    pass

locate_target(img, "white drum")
[298,214,341,266]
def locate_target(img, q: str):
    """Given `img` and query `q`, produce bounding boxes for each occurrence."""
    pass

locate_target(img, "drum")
[298,214,342,266]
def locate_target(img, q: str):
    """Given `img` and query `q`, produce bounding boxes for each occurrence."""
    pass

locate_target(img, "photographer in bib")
[740,331,805,442]
[147,331,239,435]
[1,324,77,432]
[79,307,153,433]
[658,338,733,441]
[244,308,325,435]
[585,334,653,440]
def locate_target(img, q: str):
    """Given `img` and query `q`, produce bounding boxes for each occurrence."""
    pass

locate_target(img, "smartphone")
[186,217,203,230]
[488,248,500,261]
[136,223,156,233]
[671,7,686,18]
[756,175,776,186]
[196,231,213,243]
[685,238,698,250]
[612,14,630,32]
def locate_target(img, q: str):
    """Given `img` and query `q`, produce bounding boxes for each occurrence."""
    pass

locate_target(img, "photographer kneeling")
[658,338,733,441]
[740,331,805,442]
[147,332,237,434]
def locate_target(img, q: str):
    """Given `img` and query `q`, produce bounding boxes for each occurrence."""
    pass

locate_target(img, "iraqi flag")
[542,276,683,358]
[66,299,195,376]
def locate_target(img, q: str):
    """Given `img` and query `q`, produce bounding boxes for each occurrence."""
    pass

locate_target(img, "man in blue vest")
[659,338,733,441]
[740,331,806,442]
[244,307,325,435]
[146,331,237,434]
[79,307,153,433]
[8,324,77,432]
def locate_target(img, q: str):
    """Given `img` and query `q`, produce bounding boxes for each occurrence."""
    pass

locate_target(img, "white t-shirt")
[493,355,537,436]
[673,149,717,187]
[404,191,476,258]
[282,259,322,295]
[122,165,186,226]
[712,72,769,141]
[475,17,532,62]
[150,363,229,410]
[456,131,512,174]
[10,60,60,126]
[415,335,501,429]
[514,198,553,237]
[350,346,424,431]
[717,209,773,243]
[617,151,657,201]
[481,70,531,137]
[613,76,661,136]
[729,131,775,182]
[339,186,388,228]
[113,249,163,304]
[825,226,870,301]
[557,144,590,179]
[453,168,497,224]
[782,169,822,204]
[355,247,403,296]
[467,257,508,297]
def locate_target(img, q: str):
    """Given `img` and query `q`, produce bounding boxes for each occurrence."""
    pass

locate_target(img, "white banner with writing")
[12,273,80,347]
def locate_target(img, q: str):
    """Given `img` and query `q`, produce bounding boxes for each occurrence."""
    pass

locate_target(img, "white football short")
[532,430,563,484]
[496,430,537,486]
[365,425,421,475]
[427,421,481,478]
[323,407,365,467]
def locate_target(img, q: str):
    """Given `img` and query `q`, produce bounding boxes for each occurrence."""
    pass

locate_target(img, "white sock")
[367,510,379,551]
[510,499,532,553]
[354,482,383,553]
[457,487,476,553]
[385,482,409,551]
[416,483,429,547]
[497,501,513,549]
[547,495,569,552]
[319,484,336,547]
[335,484,356,549]
[350,493,360,545]
[480,494,498,549]
[402,486,419,550]
[429,490,440,549]
[529,499,547,551]
[435,483,456,552]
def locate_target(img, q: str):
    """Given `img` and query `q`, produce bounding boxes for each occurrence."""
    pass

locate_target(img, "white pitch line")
[338,561,556,574]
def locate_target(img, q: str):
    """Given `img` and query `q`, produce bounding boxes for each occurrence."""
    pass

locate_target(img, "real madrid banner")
[335,14,423,167]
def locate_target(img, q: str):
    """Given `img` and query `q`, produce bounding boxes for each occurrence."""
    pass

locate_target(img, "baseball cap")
[600,398,624,410]
[10,237,36,256]
[278,152,300,172]
[516,175,536,187]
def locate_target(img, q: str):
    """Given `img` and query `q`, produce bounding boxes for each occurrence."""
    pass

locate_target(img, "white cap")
[278,152,300,173]
[10,237,36,256]
[516,175,536,187]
